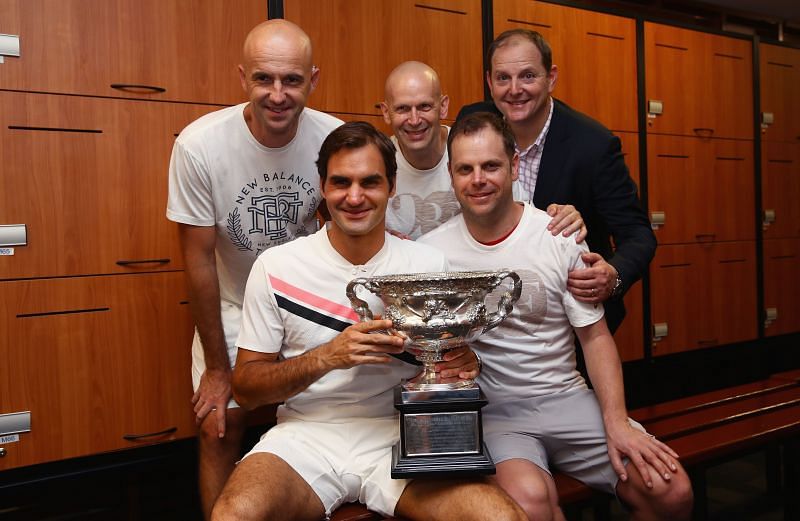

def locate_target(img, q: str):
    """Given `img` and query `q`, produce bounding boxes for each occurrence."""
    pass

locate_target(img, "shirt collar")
[515,97,554,157]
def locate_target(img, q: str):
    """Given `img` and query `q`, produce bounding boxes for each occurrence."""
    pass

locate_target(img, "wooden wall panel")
[285,0,483,118]
[0,0,264,104]
[703,241,758,347]
[494,0,638,133]
[0,272,194,470]
[650,242,757,356]
[614,283,644,361]
[0,91,217,279]
[647,135,754,244]
[763,238,800,336]
[761,142,800,239]
[645,22,753,140]
[650,245,701,356]
[759,43,800,144]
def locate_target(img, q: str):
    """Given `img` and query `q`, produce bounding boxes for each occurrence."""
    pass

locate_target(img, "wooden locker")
[0,91,218,279]
[0,272,195,470]
[284,0,483,119]
[759,43,800,144]
[763,238,800,336]
[650,244,702,356]
[761,142,800,239]
[647,134,754,244]
[644,22,753,140]
[0,0,264,104]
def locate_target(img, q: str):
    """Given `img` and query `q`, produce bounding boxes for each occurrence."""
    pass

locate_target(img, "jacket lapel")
[532,99,570,210]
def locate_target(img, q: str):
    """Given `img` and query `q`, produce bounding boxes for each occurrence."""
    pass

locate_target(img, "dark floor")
[0,443,792,520]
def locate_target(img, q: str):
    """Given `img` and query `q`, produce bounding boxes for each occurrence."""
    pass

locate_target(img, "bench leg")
[786,439,800,521]
[689,467,708,521]
[591,496,611,521]
[766,444,783,494]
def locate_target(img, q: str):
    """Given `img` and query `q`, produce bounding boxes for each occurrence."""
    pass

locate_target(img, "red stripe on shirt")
[269,274,360,322]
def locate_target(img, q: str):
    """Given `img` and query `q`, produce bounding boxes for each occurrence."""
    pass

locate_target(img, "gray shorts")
[483,388,645,495]
[242,416,409,517]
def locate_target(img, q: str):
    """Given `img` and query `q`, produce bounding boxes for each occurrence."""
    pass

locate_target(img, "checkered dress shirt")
[515,98,554,203]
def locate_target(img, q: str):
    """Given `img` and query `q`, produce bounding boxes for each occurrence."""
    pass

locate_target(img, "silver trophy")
[346,269,522,478]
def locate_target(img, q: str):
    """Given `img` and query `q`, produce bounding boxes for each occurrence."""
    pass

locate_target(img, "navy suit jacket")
[457,99,656,333]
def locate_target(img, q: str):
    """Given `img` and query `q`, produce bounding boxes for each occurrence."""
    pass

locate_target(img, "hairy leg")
[396,476,527,521]
[212,452,326,521]
[197,407,247,520]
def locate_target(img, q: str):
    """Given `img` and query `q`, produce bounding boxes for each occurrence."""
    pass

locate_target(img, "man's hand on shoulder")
[568,252,618,304]
[387,228,413,240]
[546,203,588,243]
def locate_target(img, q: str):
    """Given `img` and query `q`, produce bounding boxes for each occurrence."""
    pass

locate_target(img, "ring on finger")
[591,288,597,297]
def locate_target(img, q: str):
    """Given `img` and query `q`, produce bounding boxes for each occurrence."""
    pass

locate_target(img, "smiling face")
[322,143,394,242]
[238,21,319,148]
[381,63,449,162]
[487,36,557,133]
[449,127,519,227]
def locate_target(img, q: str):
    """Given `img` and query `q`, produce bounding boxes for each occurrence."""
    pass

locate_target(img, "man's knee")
[620,468,694,520]
[211,489,264,521]
[651,471,693,518]
[495,477,554,521]
[512,485,555,521]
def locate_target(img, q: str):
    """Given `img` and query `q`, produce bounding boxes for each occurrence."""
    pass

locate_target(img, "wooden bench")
[331,374,800,520]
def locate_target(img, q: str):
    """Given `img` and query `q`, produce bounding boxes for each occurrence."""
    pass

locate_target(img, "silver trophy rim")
[360,270,508,284]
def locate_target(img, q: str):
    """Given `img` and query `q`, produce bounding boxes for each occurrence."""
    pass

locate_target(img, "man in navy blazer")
[458,29,655,333]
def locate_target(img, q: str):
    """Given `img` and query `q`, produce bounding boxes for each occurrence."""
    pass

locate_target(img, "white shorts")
[190,301,241,409]
[483,388,646,495]
[242,416,409,517]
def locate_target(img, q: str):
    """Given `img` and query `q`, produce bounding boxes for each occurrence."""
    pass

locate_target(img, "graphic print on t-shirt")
[388,190,460,238]
[482,268,547,340]
[227,170,320,255]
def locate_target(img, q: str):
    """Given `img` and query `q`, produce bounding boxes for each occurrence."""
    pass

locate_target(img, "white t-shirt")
[167,104,342,344]
[237,228,448,423]
[418,202,603,402]
[385,129,460,239]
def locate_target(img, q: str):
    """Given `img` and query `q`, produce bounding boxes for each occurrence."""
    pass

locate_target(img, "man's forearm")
[233,348,330,409]
[185,258,230,372]
[577,321,629,427]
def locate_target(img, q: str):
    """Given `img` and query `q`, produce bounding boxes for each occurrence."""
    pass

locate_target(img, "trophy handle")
[346,278,375,321]
[483,270,522,332]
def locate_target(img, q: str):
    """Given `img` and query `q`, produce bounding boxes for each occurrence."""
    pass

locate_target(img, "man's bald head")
[384,61,441,102]
[242,19,313,70]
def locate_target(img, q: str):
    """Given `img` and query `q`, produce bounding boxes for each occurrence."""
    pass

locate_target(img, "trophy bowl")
[346,269,522,391]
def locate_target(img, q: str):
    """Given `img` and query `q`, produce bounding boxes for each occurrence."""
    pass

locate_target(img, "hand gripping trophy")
[346,270,522,477]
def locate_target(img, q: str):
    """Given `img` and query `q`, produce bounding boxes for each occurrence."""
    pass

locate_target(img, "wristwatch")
[610,274,623,299]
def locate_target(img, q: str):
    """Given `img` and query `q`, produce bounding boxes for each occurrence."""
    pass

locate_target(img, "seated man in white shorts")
[419,112,694,521]
[211,122,526,521]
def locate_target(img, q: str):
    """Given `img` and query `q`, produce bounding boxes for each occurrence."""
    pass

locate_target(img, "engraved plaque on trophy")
[346,270,522,478]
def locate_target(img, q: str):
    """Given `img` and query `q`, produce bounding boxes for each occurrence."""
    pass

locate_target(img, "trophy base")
[391,386,495,479]
[391,441,495,478]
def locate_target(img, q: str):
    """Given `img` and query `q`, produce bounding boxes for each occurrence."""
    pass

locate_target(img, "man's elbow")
[231,371,261,411]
